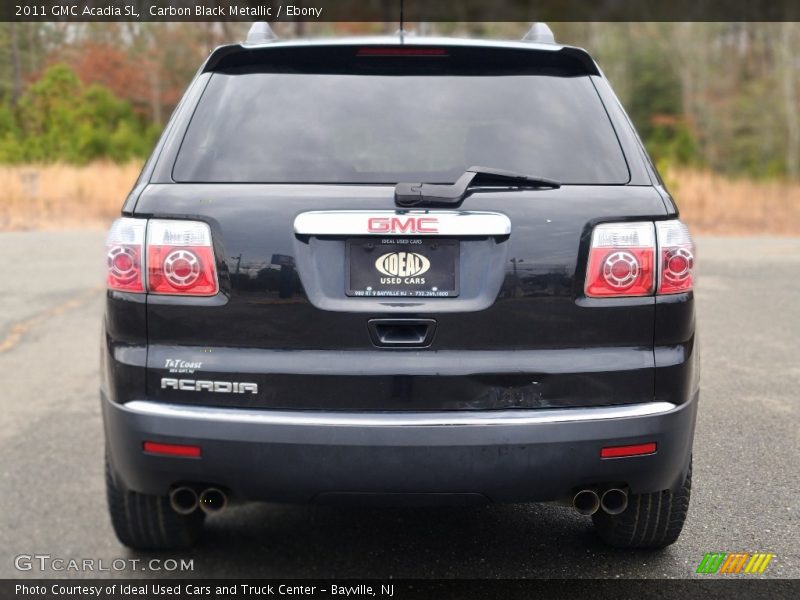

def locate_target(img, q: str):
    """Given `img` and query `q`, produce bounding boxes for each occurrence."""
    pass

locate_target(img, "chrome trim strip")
[123,401,676,427]
[293,210,511,237]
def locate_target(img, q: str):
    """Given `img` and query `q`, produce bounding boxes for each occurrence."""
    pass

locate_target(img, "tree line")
[0,22,797,178]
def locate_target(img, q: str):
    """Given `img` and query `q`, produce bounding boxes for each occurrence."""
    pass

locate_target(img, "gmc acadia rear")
[101,23,698,550]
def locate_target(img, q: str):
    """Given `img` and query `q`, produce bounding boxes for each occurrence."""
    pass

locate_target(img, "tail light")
[585,220,694,298]
[585,222,656,297]
[105,218,218,296]
[106,218,146,292]
[656,221,695,294]
[147,220,218,296]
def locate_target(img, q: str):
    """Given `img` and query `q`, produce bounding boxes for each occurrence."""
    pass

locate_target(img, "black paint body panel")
[106,184,697,412]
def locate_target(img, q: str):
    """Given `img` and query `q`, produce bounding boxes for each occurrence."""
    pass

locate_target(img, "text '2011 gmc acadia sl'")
[101,23,698,550]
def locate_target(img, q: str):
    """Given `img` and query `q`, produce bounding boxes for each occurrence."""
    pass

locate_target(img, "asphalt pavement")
[0,231,797,579]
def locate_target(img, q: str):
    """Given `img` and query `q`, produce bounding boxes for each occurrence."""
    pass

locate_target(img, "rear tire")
[592,460,692,549]
[105,457,204,550]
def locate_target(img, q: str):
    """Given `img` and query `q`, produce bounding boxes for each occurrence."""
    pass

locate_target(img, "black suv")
[101,23,698,550]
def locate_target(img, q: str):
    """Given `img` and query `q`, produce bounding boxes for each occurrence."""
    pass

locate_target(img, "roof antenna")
[522,22,556,44]
[398,0,405,43]
[246,21,278,45]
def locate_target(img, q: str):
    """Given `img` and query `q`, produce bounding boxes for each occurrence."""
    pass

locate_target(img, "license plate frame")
[346,238,459,298]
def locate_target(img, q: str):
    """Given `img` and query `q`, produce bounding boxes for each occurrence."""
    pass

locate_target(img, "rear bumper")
[103,391,698,504]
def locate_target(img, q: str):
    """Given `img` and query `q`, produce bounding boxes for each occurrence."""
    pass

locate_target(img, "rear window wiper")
[395,166,561,208]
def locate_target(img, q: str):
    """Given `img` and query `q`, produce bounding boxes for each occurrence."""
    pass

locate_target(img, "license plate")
[346,238,459,297]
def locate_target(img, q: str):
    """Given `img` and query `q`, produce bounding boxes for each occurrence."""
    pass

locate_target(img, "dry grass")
[0,162,141,231]
[0,163,798,235]
[668,168,800,236]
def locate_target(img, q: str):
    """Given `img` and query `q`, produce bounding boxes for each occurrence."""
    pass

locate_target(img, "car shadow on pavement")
[131,502,676,579]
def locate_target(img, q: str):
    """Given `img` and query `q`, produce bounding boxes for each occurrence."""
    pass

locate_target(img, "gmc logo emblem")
[367,217,439,234]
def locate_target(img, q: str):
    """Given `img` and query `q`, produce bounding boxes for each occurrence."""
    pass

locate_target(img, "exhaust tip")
[572,489,600,516]
[169,486,198,515]
[199,487,227,514]
[601,488,628,515]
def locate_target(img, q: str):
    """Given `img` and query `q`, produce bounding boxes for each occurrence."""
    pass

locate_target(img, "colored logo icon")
[696,552,775,574]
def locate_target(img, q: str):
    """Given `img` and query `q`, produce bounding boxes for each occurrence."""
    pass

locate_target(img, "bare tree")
[9,22,22,105]
[779,22,799,178]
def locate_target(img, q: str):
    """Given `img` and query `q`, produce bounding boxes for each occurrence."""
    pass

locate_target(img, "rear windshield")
[174,67,629,185]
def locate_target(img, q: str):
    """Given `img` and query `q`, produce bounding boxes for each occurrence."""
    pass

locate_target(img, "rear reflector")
[143,441,201,458]
[600,442,657,459]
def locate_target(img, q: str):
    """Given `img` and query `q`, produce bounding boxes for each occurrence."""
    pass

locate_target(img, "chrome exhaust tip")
[572,489,600,516]
[198,487,227,514]
[169,486,198,515]
[600,488,628,515]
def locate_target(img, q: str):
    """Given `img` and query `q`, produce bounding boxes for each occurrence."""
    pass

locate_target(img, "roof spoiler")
[202,26,598,77]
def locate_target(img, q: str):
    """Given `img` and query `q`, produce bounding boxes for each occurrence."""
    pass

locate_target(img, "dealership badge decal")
[165,358,202,374]
[375,252,431,278]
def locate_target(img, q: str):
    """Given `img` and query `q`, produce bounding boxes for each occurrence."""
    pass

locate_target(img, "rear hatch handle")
[368,319,437,348]
[395,165,561,208]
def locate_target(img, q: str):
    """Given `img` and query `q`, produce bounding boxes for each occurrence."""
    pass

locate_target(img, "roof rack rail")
[522,23,555,44]
[245,21,279,45]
